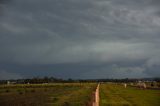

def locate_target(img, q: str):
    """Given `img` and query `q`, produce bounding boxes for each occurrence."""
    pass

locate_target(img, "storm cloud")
[0,0,160,79]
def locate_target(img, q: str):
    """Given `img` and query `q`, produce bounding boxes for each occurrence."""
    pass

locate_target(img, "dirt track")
[92,84,99,106]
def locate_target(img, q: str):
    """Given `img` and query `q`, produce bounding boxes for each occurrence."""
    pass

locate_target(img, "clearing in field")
[100,83,160,106]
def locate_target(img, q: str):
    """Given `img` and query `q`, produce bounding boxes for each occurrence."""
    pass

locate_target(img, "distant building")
[7,81,10,85]
[7,81,16,85]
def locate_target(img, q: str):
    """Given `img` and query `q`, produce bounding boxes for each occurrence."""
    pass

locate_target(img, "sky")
[0,0,160,80]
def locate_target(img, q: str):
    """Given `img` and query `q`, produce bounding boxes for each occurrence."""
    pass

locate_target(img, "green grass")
[100,83,160,106]
[0,83,96,106]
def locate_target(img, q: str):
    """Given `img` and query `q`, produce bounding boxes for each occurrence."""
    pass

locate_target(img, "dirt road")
[92,83,99,106]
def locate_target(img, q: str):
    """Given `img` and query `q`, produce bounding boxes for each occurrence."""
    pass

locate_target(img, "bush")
[44,88,48,92]
[62,102,70,106]
[25,89,28,93]
[53,97,58,102]
[17,89,23,95]
[19,91,23,95]
[31,89,36,93]
[5,89,10,93]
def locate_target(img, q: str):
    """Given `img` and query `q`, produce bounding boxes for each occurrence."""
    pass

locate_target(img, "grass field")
[100,83,160,106]
[1,82,159,106]
[0,83,97,106]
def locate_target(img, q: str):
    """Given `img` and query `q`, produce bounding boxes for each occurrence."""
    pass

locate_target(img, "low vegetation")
[0,83,97,106]
[0,81,160,106]
[100,83,160,106]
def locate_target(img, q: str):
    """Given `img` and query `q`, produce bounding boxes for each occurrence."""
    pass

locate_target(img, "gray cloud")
[0,70,22,80]
[0,0,160,79]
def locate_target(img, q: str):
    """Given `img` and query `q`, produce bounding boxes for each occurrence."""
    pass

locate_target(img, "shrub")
[31,89,36,93]
[62,102,70,106]
[19,91,23,95]
[25,89,28,93]
[5,89,10,93]
[44,88,48,92]
[53,97,58,102]
[17,89,23,95]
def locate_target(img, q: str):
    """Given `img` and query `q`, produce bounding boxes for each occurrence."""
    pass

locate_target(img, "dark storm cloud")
[0,0,160,79]
[0,0,11,15]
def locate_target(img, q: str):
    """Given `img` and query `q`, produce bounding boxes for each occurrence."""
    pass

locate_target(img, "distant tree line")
[0,77,160,84]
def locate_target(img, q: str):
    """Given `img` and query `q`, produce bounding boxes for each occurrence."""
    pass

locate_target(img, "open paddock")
[100,83,160,106]
[0,83,97,106]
